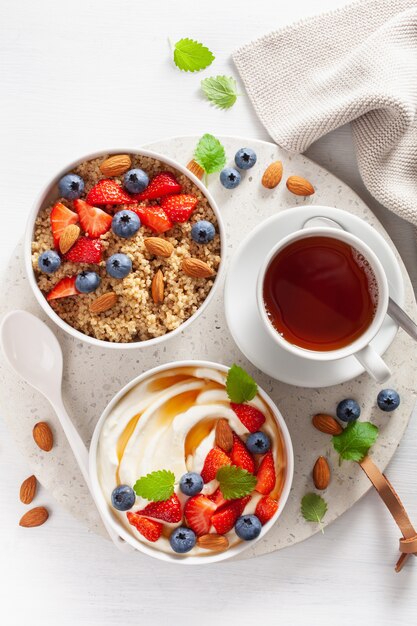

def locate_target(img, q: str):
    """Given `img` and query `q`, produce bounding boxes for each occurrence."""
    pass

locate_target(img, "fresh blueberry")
[111,485,136,511]
[336,398,361,422]
[123,168,149,194]
[75,271,101,294]
[235,147,257,170]
[246,431,271,455]
[235,514,262,541]
[377,389,400,412]
[179,472,203,496]
[220,167,241,189]
[169,527,196,553]
[191,220,216,244]
[58,173,85,200]
[106,253,132,279]
[112,210,141,238]
[38,250,61,274]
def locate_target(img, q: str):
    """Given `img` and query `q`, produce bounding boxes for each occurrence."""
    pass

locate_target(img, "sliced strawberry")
[230,433,255,474]
[200,447,231,484]
[136,493,181,523]
[46,276,79,301]
[126,512,162,542]
[50,202,79,248]
[256,452,276,495]
[133,172,181,201]
[231,403,266,433]
[211,496,251,534]
[184,494,217,536]
[74,199,112,238]
[255,496,279,525]
[132,204,173,234]
[64,237,102,263]
[160,194,198,223]
[208,488,227,509]
[86,179,135,205]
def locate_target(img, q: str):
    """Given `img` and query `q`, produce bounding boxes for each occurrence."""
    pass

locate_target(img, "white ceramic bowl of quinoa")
[25,149,225,349]
[89,360,294,564]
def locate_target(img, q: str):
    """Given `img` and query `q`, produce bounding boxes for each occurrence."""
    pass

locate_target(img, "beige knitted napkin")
[233,0,417,226]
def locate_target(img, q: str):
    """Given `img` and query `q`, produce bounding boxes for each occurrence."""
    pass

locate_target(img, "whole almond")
[313,456,331,490]
[144,237,174,258]
[182,258,214,278]
[59,224,80,254]
[33,422,53,452]
[312,413,343,435]
[90,292,118,314]
[262,161,283,189]
[99,154,132,177]
[215,418,233,452]
[197,534,229,552]
[19,506,49,528]
[152,270,164,304]
[20,475,37,504]
[286,175,315,196]
[187,159,204,180]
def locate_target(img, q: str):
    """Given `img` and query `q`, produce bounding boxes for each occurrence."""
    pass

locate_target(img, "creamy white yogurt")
[96,366,286,556]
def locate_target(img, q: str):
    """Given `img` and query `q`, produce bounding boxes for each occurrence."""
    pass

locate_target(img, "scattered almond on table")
[286,175,315,196]
[19,475,37,504]
[33,422,53,452]
[261,161,283,189]
[186,159,204,180]
[312,413,343,435]
[19,506,49,528]
[313,457,331,490]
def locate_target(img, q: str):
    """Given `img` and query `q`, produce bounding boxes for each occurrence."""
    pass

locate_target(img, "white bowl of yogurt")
[89,360,294,564]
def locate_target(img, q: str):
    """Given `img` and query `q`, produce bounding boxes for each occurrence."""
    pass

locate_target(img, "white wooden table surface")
[1,1,416,624]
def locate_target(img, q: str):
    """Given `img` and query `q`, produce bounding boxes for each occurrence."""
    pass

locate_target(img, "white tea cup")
[256,226,391,383]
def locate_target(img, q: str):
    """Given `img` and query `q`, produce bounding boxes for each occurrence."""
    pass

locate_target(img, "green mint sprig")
[332,421,379,464]
[172,38,215,72]
[201,75,238,109]
[133,470,175,502]
[193,133,227,178]
[301,493,328,533]
[216,465,257,500]
[226,364,258,404]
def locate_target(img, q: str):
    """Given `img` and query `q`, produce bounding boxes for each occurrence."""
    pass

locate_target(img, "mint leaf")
[216,465,257,500]
[194,133,226,175]
[133,470,175,502]
[173,38,215,72]
[226,364,258,404]
[301,493,328,532]
[332,421,379,463]
[201,75,238,109]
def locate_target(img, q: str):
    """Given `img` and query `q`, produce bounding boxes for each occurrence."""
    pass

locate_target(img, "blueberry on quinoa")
[75,271,101,294]
[112,210,141,238]
[38,250,61,274]
[58,173,85,200]
[106,253,132,279]
[191,220,215,244]
[123,168,149,194]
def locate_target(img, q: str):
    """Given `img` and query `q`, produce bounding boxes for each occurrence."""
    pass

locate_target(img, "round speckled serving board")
[1,136,417,561]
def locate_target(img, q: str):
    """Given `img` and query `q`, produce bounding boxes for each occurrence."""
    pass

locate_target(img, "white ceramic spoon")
[0,309,133,553]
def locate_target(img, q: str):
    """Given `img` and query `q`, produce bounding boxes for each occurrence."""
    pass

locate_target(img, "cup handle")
[354,345,391,383]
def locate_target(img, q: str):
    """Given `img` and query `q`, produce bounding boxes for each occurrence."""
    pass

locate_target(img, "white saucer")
[224,206,404,387]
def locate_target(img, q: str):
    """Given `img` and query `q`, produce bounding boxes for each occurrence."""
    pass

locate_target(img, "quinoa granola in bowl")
[26,150,224,348]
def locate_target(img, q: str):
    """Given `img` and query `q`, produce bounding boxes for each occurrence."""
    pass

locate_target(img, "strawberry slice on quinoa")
[132,172,182,201]
[74,199,112,238]
[46,276,79,301]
